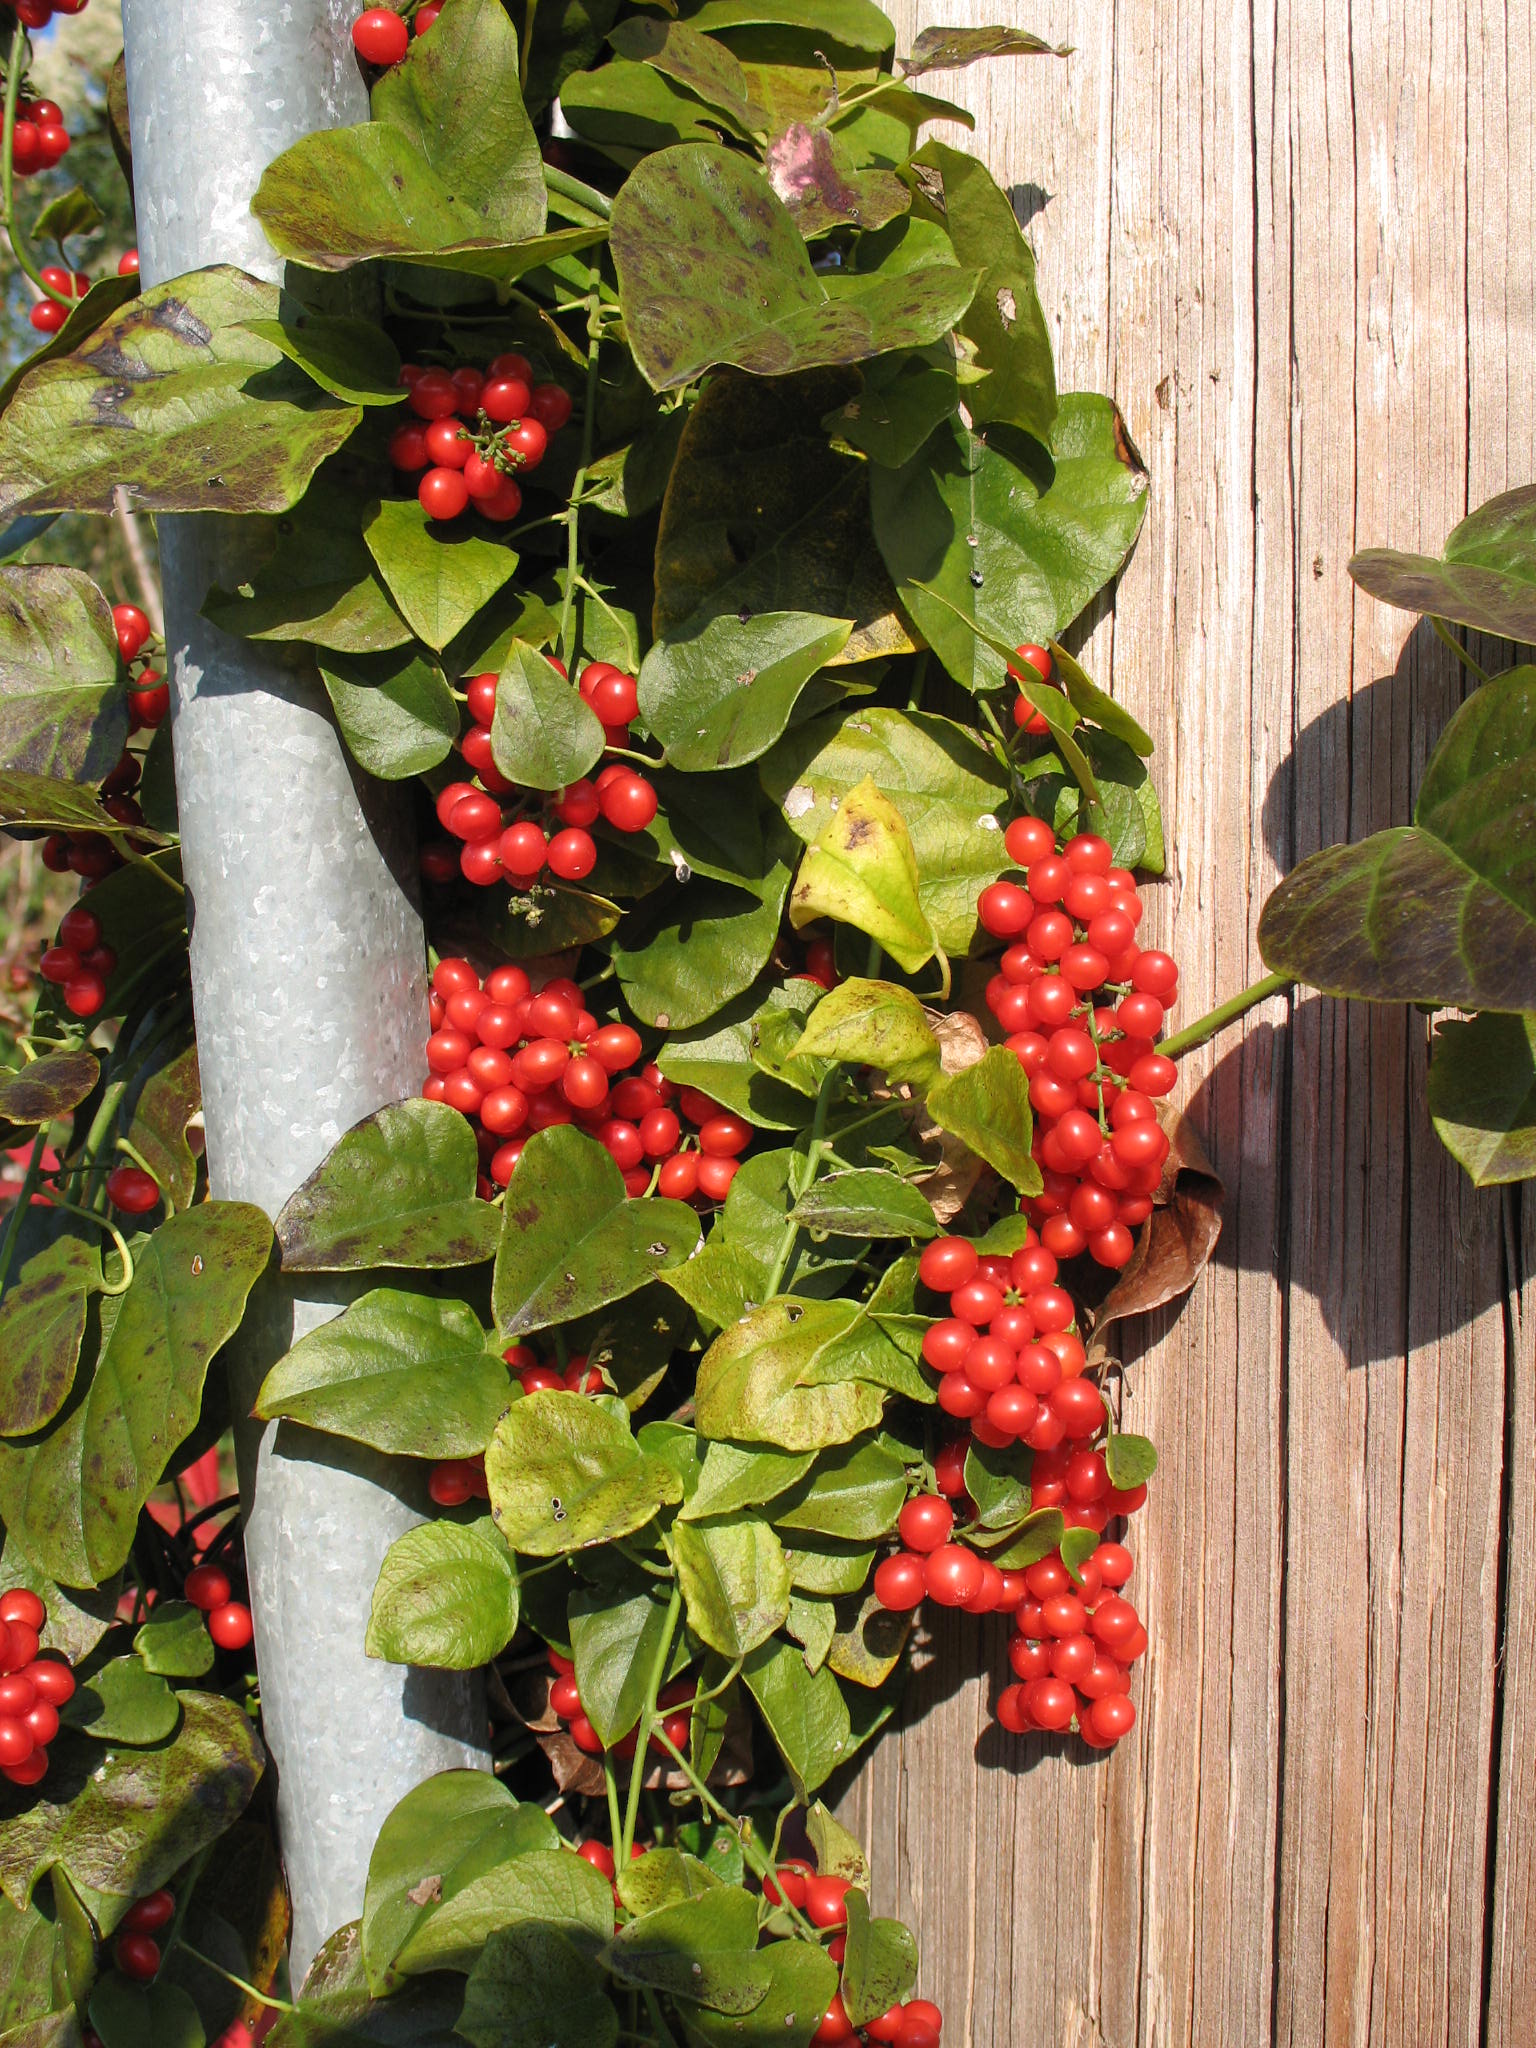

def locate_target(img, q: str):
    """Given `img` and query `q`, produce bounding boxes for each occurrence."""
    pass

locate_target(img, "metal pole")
[119,0,490,1980]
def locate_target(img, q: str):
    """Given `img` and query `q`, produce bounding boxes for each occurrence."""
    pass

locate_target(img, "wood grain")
[842,6,1534,2042]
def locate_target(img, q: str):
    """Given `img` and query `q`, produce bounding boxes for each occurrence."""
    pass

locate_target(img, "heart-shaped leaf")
[792,978,941,1089]
[62,1656,179,1746]
[0,1204,271,1586]
[276,1100,500,1272]
[133,1602,214,1680]
[790,1170,937,1241]
[493,1126,700,1335]
[640,611,853,772]
[1349,484,1536,641]
[363,1771,559,1994]
[789,775,937,973]
[0,566,125,782]
[926,1046,1042,1195]
[486,1392,683,1556]
[741,1636,851,1797]
[1257,665,1536,1010]
[1426,1011,1536,1185]
[204,484,411,654]
[490,643,604,792]
[0,268,360,521]
[569,1583,681,1749]
[363,499,517,654]
[838,1888,917,2025]
[256,1290,510,1458]
[611,144,978,391]
[459,1922,619,2048]
[609,1887,773,2013]
[771,1438,906,1540]
[320,648,459,780]
[394,1846,613,1976]
[672,1518,791,1658]
[0,1050,99,1127]
[695,1299,885,1452]
[366,1516,520,1670]
[675,1933,838,2048]
[0,1218,101,1438]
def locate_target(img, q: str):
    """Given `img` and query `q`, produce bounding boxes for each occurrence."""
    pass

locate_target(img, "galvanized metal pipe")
[119,0,489,1979]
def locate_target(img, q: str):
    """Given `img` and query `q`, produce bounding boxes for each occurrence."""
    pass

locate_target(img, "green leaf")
[654,367,914,664]
[784,1538,873,1596]
[0,1219,100,1438]
[1105,1432,1157,1489]
[687,0,895,51]
[695,1299,885,1452]
[0,1204,271,1587]
[927,1047,1042,1195]
[788,775,938,973]
[203,485,411,654]
[990,1507,1066,1570]
[615,1849,723,1918]
[1427,1011,1536,1185]
[394,1847,613,1976]
[1257,665,1536,1011]
[33,186,105,245]
[611,874,792,1031]
[256,1290,509,1458]
[486,1391,683,1556]
[870,401,1149,690]
[1059,1525,1101,1585]
[0,268,361,521]
[366,1517,519,1671]
[676,1933,838,2048]
[656,982,822,1128]
[489,642,604,792]
[492,1126,699,1335]
[901,23,1068,72]
[123,1041,200,1212]
[826,352,959,470]
[62,1658,178,1747]
[805,1802,869,1886]
[672,1518,791,1657]
[766,121,909,241]
[362,499,517,654]
[0,276,140,418]
[252,0,548,275]
[0,566,125,782]
[641,611,853,772]
[962,1439,1030,1531]
[608,1888,770,2012]
[88,1976,204,2048]
[681,1442,814,1522]
[611,143,978,392]
[0,1695,263,1915]
[569,1583,677,1748]
[0,1879,91,2039]
[742,1635,851,1795]
[362,1771,558,1995]
[320,649,458,780]
[839,1888,917,2026]
[275,1100,500,1272]
[761,705,1010,954]
[791,1170,937,1240]
[561,59,734,155]
[791,977,942,1088]
[1349,484,1536,641]
[609,17,768,136]
[133,1602,214,1680]
[909,142,1055,441]
[0,1050,99,1128]
[1049,637,1153,756]
[772,1437,905,1540]
[242,315,404,407]
[458,1922,618,2048]
[1033,727,1165,873]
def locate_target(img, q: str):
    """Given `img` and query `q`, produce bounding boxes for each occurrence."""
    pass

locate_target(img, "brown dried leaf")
[1087,1108,1224,1361]
[536,1705,753,1799]
[869,1007,991,1224]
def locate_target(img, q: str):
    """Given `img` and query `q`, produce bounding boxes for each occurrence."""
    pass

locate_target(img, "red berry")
[114,1933,161,1982]
[922,1545,983,1607]
[419,466,470,520]
[351,8,409,65]
[546,829,596,882]
[184,1565,231,1612]
[873,1553,926,1611]
[802,1874,851,1927]
[120,1889,175,1934]
[527,383,573,432]
[208,1602,254,1651]
[897,1496,953,1554]
[916,1236,978,1295]
[105,1166,160,1214]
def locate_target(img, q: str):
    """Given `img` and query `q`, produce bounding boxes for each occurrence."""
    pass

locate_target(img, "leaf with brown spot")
[0,1217,101,1439]
[899,25,1069,74]
[0,567,126,783]
[123,1040,200,1210]
[1087,1109,1225,1361]
[0,1051,99,1129]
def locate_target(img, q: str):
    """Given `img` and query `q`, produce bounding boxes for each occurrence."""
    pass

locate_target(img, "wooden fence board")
[846,7,1534,2042]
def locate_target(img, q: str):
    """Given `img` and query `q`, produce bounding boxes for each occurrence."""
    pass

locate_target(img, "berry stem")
[619,1581,681,1862]
[556,271,604,671]
[175,1940,297,2015]
[42,1191,136,1293]
[648,1727,820,1940]
[762,1065,839,1298]
[1154,970,1293,1059]
[1,22,60,306]
[602,1752,625,1861]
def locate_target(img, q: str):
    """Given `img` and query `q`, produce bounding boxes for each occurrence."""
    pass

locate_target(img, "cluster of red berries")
[36,899,116,1021]
[184,1562,255,1652]
[422,658,657,893]
[6,88,72,189]
[764,1866,943,2047]
[423,956,753,1199]
[914,1232,1114,1455]
[28,251,140,335]
[546,1647,694,1761]
[995,1535,1146,1747]
[390,352,573,525]
[350,4,435,67]
[976,814,1180,1272]
[0,1588,77,1786]
[112,1886,174,1982]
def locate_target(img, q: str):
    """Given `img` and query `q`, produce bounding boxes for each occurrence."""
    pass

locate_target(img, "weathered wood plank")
[852,5,1532,2045]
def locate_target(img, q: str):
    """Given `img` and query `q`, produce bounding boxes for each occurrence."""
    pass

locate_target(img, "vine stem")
[1431,613,1490,682]
[39,1191,135,1293]
[544,162,613,222]
[762,1065,839,1299]
[556,273,605,671]
[1,20,60,304]
[0,1127,51,1298]
[647,1729,819,1941]
[619,1583,682,1862]
[1155,970,1293,1059]
[176,1941,297,2015]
